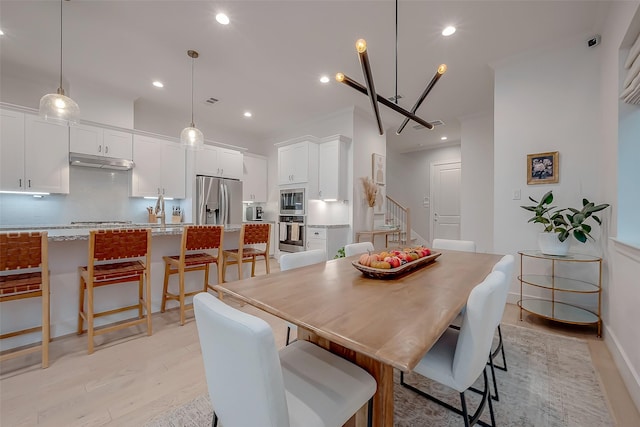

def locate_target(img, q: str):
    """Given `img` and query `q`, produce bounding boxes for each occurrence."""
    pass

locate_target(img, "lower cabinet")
[306,226,349,259]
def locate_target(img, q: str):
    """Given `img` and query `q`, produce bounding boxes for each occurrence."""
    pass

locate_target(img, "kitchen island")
[0,223,258,351]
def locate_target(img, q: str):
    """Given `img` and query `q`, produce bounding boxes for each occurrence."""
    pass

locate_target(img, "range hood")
[69,152,134,171]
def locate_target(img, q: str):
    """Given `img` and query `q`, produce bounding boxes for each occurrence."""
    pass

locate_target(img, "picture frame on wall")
[375,185,386,214]
[372,153,385,185]
[527,151,559,185]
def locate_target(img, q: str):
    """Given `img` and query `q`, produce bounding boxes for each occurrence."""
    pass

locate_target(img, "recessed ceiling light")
[152,81,164,88]
[441,136,448,141]
[244,111,252,118]
[216,13,230,25]
[319,75,330,83]
[0,29,4,36]
[442,26,456,36]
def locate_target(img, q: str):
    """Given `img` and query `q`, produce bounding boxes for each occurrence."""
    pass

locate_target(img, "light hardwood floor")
[1,259,639,427]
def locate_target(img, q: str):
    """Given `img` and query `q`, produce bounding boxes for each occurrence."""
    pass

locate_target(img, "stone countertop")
[306,224,350,229]
[0,223,244,241]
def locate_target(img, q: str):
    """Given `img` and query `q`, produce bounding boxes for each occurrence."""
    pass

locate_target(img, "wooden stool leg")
[179,266,186,326]
[42,278,50,369]
[203,264,210,292]
[216,260,223,299]
[87,281,95,355]
[161,261,171,313]
[138,275,144,319]
[145,270,152,336]
[77,272,85,335]
[237,255,243,280]
[264,254,270,275]
[222,255,228,284]
[251,256,257,277]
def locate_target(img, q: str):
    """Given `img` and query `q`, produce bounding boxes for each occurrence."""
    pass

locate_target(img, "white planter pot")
[537,233,570,256]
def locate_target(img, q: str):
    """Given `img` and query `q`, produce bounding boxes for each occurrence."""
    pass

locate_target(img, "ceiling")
[0,1,609,153]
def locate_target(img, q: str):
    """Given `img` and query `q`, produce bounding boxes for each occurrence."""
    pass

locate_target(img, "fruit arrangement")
[358,246,432,270]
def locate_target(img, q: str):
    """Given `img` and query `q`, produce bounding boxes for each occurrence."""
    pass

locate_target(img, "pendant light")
[39,0,80,125]
[180,50,204,150]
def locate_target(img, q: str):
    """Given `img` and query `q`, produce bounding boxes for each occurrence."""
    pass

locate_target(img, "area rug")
[145,324,613,427]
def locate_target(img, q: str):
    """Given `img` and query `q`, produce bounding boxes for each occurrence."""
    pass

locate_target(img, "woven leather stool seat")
[78,229,152,354]
[222,223,271,282]
[161,225,225,326]
[0,231,50,368]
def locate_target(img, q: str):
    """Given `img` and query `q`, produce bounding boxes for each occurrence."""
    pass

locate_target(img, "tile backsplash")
[0,167,182,225]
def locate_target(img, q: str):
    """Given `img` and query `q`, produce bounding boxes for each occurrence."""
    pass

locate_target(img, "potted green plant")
[520,191,609,255]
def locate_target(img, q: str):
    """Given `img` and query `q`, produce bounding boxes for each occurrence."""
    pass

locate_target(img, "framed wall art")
[527,151,559,185]
[372,153,385,185]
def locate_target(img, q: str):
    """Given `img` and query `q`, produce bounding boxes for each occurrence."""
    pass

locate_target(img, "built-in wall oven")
[280,188,305,215]
[279,215,306,252]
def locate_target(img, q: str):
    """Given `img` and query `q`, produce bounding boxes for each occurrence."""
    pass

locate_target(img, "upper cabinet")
[277,140,319,198]
[196,145,243,180]
[243,154,267,202]
[318,136,350,201]
[70,124,132,159]
[0,109,69,193]
[131,135,185,198]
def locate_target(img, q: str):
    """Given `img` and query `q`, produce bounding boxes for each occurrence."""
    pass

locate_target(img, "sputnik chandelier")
[336,0,446,135]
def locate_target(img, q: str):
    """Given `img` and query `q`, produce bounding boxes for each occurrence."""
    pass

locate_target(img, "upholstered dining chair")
[193,292,377,427]
[486,254,515,401]
[344,242,375,257]
[279,249,326,345]
[400,270,505,427]
[222,223,271,282]
[77,228,152,354]
[161,225,225,326]
[432,238,477,252]
[0,231,50,368]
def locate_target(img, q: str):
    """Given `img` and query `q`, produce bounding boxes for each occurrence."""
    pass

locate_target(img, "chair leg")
[42,280,50,369]
[145,271,153,336]
[77,274,85,335]
[488,353,499,401]
[161,261,171,313]
[493,324,508,371]
[212,411,218,427]
[138,275,144,319]
[179,267,186,326]
[87,281,95,355]
[367,397,374,427]
[216,260,223,299]
[286,326,291,346]
[460,392,470,427]
[250,256,257,277]
[264,254,270,275]
[203,264,210,292]
[237,255,243,280]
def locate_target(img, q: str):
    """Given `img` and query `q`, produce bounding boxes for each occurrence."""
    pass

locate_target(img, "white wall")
[387,145,461,244]
[460,112,494,253]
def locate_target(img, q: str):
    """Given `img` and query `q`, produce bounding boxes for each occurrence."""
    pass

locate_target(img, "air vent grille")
[413,119,445,130]
[205,97,219,105]
[387,95,403,102]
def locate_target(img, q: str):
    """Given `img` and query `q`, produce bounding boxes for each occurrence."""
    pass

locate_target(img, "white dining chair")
[193,292,377,427]
[344,242,375,257]
[432,238,477,252]
[400,270,505,427]
[486,254,515,401]
[279,249,326,345]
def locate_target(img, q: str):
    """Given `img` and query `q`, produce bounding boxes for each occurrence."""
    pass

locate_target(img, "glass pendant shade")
[39,90,80,125]
[180,125,204,150]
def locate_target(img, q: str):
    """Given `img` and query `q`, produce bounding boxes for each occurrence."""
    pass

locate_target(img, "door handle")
[105,146,109,154]
[98,145,102,153]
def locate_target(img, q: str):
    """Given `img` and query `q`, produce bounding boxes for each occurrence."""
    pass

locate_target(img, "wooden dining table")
[213,249,502,427]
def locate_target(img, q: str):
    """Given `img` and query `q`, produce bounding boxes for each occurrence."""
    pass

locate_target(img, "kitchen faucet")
[154,193,165,226]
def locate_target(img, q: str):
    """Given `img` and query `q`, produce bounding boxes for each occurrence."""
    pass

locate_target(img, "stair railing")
[385,195,411,246]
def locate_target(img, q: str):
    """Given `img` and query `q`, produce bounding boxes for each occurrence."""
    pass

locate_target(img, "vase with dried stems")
[361,176,378,230]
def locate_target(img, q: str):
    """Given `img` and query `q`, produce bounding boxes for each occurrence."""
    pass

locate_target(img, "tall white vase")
[538,232,570,256]
[365,206,374,231]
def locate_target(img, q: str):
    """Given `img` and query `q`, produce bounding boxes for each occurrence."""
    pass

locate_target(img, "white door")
[430,161,461,242]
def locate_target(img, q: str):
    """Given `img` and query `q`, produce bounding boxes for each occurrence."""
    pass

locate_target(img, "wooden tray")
[352,252,442,279]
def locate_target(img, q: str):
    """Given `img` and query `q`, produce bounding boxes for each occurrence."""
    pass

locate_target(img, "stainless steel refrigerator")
[196,175,243,225]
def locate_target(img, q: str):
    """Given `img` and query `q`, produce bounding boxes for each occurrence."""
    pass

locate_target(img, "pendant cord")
[59,0,63,90]
[394,0,398,104]
[190,56,194,126]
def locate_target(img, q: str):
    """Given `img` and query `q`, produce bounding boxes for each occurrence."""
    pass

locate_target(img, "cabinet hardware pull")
[105,146,109,154]
[19,178,22,188]
[28,179,31,188]
[98,145,102,153]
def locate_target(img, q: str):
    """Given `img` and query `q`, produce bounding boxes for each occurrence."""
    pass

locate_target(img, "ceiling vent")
[204,97,219,105]
[413,119,445,130]
[387,95,403,102]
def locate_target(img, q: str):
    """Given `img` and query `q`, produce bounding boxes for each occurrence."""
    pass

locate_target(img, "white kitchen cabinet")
[0,110,69,193]
[196,145,243,180]
[306,226,349,259]
[70,124,132,159]
[131,135,186,198]
[318,136,350,201]
[277,141,318,188]
[243,154,267,202]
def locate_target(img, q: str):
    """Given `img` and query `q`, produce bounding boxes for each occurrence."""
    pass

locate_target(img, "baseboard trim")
[604,324,640,413]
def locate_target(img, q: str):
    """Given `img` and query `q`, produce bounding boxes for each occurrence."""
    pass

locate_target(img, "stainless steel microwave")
[280,188,305,215]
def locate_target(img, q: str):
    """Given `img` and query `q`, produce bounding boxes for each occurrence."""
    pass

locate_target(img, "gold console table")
[518,250,602,337]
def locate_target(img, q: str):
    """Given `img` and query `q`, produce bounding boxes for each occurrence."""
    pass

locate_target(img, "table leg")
[298,328,394,427]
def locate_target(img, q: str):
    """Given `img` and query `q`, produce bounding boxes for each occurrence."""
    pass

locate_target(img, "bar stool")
[222,223,271,282]
[161,225,225,326]
[77,228,152,354]
[0,231,50,368]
